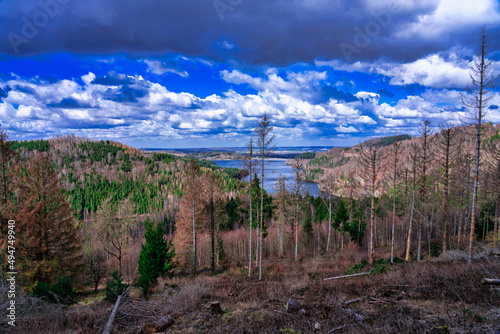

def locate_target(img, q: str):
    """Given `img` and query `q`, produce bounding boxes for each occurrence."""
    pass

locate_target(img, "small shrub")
[105,270,129,302]
[370,264,389,274]
[32,276,76,305]
[392,257,405,264]
[346,258,368,274]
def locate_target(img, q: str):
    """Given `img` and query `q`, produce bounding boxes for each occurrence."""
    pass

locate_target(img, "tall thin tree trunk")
[248,180,253,278]
[295,202,299,260]
[192,175,196,275]
[405,190,415,261]
[391,185,396,263]
[326,201,332,253]
[369,187,375,265]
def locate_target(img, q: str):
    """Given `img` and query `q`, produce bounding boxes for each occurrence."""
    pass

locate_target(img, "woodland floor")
[9,247,500,334]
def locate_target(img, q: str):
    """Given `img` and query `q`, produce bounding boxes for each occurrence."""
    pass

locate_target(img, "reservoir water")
[214,159,320,197]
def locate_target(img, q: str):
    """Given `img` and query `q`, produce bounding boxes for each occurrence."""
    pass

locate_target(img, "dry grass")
[4,251,499,333]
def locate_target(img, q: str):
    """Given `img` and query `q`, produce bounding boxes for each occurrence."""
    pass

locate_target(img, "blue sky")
[0,0,500,148]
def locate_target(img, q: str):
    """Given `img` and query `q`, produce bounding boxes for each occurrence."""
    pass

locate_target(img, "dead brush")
[327,258,500,305]
[163,279,209,313]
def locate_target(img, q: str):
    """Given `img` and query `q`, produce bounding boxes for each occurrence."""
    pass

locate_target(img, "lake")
[214,159,320,197]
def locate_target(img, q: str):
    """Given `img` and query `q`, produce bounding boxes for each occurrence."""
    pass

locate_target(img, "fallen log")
[139,314,176,334]
[102,294,124,334]
[323,272,370,281]
[482,278,500,285]
[341,297,364,306]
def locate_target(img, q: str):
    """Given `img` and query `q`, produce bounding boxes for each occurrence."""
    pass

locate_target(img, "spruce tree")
[138,220,174,295]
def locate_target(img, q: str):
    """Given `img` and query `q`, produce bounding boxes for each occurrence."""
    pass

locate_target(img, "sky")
[0,0,500,148]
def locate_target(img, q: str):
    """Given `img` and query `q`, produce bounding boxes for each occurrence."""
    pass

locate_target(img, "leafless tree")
[390,140,401,263]
[96,198,136,274]
[417,119,433,261]
[242,137,259,277]
[406,142,419,261]
[461,27,498,264]
[357,143,383,265]
[273,175,289,258]
[290,159,306,260]
[320,173,337,254]
[436,123,460,252]
[255,113,275,280]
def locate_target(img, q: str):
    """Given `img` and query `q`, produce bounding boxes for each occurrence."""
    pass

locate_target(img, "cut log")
[102,295,123,334]
[286,299,300,313]
[157,314,176,331]
[209,301,224,314]
[482,278,500,285]
[323,272,370,281]
[140,314,176,334]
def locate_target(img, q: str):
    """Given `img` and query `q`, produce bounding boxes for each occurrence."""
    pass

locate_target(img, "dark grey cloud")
[1,0,499,65]
[0,86,11,99]
[103,86,148,102]
[318,86,358,104]
[377,88,394,98]
[92,73,132,85]
[47,97,93,108]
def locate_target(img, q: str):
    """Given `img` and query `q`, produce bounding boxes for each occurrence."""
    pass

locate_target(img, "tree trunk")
[405,190,415,261]
[103,294,123,334]
[326,200,332,254]
[192,174,196,275]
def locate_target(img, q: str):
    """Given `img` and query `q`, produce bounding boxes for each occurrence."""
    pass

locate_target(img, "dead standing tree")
[490,143,500,246]
[358,143,382,265]
[256,113,275,280]
[461,27,498,264]
[242,137,259,277]
[201,172,221,273]
[405,143,419,261]
[417,120,433,261]
[437,123,460,253]
[320,173,337,254]
[290,159,306,260]
[273,175,289,258]
[389,140,401,263]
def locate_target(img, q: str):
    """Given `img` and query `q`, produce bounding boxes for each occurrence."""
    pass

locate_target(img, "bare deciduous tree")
[96,197,136,274]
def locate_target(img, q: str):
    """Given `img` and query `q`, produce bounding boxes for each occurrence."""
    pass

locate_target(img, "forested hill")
[9,135,246,221]
[296,123,500,197]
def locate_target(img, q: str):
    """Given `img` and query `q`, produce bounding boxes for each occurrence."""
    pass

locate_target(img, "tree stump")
[286,299,300,313]
[210,301,224,314]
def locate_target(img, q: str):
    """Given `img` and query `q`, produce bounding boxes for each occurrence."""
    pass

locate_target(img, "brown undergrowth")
[3,253,500,333]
